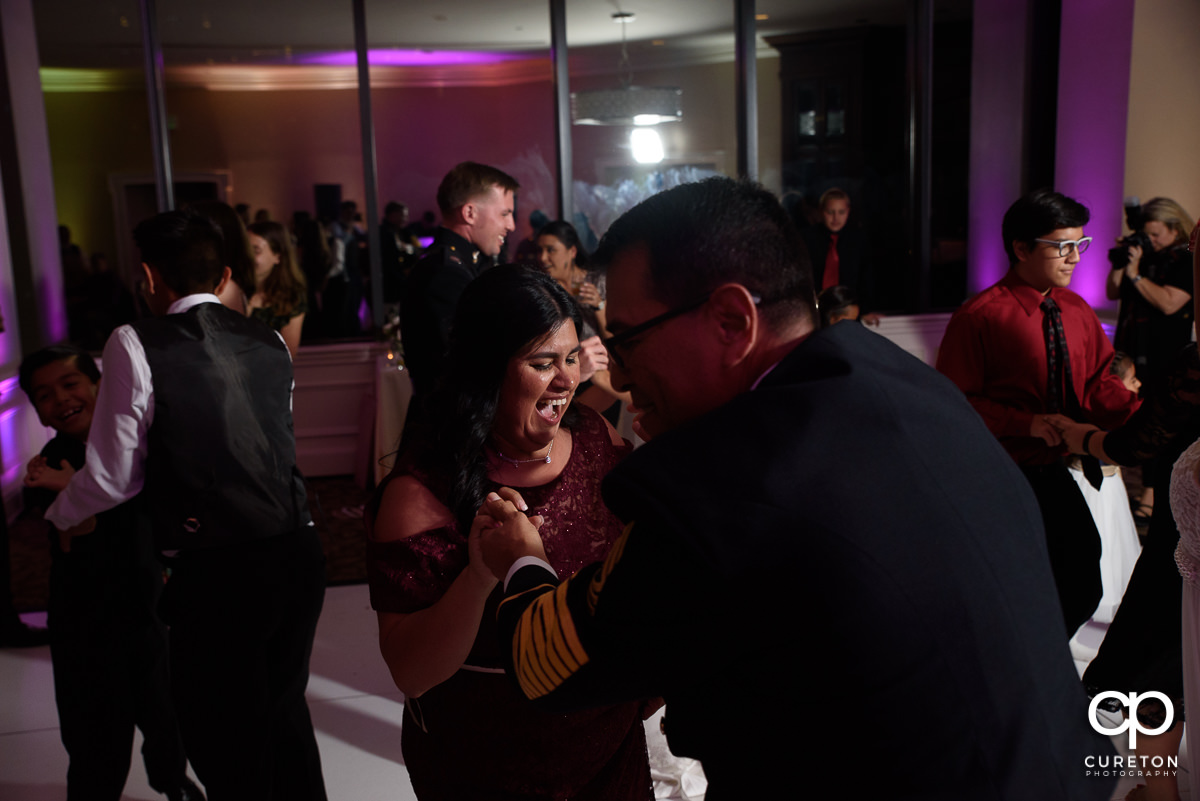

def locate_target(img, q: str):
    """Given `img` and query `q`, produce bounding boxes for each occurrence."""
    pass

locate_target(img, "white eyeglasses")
[1033,237,1093,257]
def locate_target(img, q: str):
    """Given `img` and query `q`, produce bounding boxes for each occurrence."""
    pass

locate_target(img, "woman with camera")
[1107,197,1195,520]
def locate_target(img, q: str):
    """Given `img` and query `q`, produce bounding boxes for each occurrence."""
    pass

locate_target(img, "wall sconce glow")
[630,128,664,164]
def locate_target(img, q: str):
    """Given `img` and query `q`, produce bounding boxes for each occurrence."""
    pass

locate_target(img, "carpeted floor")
[7,475,372,613]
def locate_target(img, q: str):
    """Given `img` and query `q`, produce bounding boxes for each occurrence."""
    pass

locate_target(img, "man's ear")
[1012,240,1032,262]
[461,201,478,225]
[707,283,759,368]
[140,262,156,295]
[213,265,233,298]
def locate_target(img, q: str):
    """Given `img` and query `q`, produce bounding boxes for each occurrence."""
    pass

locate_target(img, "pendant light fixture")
[570,12,682,127]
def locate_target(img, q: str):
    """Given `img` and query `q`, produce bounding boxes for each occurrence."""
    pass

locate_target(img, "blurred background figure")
[537,219,624,421]
[1107,196,1194,522]
[818,284,862,328]
[513,209,550,270]
[247,220,308,357]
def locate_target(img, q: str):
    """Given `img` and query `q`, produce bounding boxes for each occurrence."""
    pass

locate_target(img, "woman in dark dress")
[366,265,652,800]
[247,220,307,357]
[1107,196,1194,521]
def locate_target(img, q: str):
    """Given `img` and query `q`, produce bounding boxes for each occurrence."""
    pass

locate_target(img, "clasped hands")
[24,455,74,492]
[469,487,549,584]
[23,456,95,551]
[1034,413,1100,455]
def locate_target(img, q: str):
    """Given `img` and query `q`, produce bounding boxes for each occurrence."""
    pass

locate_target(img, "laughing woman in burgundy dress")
[366,265,652,800]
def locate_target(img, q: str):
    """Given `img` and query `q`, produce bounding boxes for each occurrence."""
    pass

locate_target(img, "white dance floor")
[0,582,1190,801]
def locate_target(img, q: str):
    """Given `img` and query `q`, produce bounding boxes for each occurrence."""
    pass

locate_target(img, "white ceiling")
[34,0,970,69]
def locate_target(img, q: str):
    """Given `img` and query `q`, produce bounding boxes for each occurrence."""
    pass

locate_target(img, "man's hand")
[24,455,75,493]
[1030,415,1064,447]
[577,336,609,384]
[472,488,548,581]
[1045,414,1102,456]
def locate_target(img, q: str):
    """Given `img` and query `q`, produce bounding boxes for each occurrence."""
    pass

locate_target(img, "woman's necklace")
[492,436,554,466]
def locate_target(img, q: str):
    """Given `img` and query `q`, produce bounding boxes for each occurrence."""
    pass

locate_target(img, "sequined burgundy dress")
[366,406,652,800]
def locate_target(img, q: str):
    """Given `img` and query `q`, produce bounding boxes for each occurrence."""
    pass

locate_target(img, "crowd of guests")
[9,153,1200,801]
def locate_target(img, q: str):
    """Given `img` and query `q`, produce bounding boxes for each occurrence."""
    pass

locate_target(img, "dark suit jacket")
[399,227,489,398]
[498,322,1114,800]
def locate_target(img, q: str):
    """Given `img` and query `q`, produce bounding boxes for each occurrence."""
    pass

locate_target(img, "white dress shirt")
[46,294,254,530]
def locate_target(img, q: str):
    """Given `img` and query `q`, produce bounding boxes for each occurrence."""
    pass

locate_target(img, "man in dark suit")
[40,210,327,800]
[400,161,519,397]
[477,178,1115,799]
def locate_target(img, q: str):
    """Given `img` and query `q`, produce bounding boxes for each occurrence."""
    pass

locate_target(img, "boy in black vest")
[33,210,328,800]
[21,344,202,801]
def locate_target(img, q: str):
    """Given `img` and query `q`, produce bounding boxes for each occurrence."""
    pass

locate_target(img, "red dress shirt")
[936,270,1140,466]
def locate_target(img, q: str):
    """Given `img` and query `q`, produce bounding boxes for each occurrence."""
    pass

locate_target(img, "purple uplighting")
[297,49,525,67]
[1054,0,1136,310]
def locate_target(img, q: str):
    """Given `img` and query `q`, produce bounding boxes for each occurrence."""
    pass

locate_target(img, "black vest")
[132,302,311,551]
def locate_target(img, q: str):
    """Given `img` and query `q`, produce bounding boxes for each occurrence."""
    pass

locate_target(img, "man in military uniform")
[400,161,519,397]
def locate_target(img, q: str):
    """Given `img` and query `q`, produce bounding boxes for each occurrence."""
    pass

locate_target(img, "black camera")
[1108,199,1152,270]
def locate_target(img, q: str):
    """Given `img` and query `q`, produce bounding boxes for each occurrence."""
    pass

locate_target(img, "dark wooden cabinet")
[768,27,906,209]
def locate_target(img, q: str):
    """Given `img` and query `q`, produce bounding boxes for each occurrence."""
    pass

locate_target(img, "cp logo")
[1088,691,1175,749]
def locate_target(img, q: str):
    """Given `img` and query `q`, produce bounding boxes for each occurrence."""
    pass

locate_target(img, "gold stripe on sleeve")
[587,523,633,613]
[512,580,590,699]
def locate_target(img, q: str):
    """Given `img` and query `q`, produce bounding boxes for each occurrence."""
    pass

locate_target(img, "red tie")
[823,234,840,290]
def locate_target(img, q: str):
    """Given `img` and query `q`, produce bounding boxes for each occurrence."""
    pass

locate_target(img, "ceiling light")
[571,11,682,127]
[630,128,664,164]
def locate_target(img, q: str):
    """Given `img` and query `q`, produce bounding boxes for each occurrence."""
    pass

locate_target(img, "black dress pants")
[48,528,187,801]
[1020,462,1104,637]
[159,527,327,801]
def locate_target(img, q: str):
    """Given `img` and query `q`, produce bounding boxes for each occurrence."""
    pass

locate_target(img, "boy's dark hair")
[133,209,226,297]
[1001,188,1090,264]
[1110,350,1134,377]
[817,284,860,328]
[19,345,100,400]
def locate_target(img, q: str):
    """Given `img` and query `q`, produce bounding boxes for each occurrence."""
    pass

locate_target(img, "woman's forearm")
[377,567,497,698]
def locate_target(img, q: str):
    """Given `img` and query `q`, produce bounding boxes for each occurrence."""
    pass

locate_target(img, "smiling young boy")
[20,345,201,801]
[937,188,1141,636]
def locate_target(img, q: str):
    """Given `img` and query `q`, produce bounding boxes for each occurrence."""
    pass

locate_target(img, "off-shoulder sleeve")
[366,524,468,614]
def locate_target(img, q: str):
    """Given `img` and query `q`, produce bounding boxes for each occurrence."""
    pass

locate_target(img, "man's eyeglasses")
[601,292,714,369]
[1033,236,1093,258]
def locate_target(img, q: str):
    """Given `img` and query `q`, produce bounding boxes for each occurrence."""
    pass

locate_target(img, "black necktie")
[1041,297,1104,490]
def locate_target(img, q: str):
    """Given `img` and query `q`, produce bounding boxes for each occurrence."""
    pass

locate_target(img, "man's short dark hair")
[19,345,100,400]
[133,209,226,297]
[436,162,520,218]
[592,177,816,330]
[384,201,406,217]
[1001,188,1090,264]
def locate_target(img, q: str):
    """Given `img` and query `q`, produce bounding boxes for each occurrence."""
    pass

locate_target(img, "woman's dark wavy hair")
[417,264,583,534]
[248,220,307,317]
[536,219,589,268]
